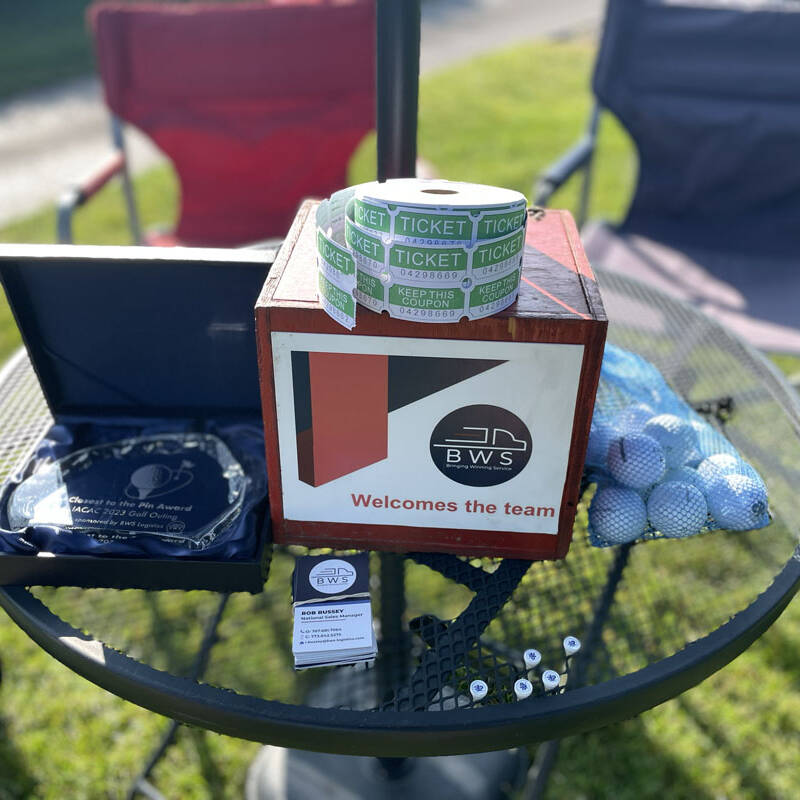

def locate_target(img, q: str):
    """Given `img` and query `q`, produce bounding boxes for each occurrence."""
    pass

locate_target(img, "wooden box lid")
[257,201,606,330]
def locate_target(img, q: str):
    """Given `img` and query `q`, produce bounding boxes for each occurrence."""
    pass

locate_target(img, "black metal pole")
[378,552,407,699]
[374,0,417,736]
[376,0,420,180]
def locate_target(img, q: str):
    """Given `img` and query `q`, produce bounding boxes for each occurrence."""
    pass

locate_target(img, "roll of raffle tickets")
[316,179,528,329]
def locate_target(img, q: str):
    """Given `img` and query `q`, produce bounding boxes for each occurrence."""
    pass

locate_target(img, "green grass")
[0,1,254,100]
[1,36,800,800]
[0,3,96,99]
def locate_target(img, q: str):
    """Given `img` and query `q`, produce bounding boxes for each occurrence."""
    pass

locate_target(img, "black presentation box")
[0,244,273,592]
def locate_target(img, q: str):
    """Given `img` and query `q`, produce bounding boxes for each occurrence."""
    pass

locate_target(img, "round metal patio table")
[0,268,798,759]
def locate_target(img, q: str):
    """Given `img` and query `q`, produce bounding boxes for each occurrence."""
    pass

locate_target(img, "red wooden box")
[255,201,606,560]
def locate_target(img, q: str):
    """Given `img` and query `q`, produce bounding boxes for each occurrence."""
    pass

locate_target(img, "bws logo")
[308,559,357,594]
[430,405,532,487]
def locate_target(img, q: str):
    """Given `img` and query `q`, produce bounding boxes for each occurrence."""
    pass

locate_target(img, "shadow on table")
[0,714,37,799]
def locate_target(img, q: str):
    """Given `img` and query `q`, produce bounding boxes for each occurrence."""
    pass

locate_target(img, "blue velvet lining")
[0,419,268,559]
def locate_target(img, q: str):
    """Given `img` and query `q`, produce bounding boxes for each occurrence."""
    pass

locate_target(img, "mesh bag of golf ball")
[586,344,770,546]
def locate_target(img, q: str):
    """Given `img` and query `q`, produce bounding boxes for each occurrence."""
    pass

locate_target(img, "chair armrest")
[57,151,126,243]
[533,135,596,208]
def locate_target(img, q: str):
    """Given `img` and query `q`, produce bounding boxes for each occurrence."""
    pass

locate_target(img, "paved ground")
[420,0,602,73]
[0,0,603,226]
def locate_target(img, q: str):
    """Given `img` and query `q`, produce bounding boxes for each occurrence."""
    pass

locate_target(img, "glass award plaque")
[8,434,247,549]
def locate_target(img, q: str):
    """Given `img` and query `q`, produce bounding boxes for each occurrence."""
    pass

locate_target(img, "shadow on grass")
[673,694,775,800]
[0,712,37,799]
[537,716,718,800]
[143,591,194,675]
[186,727,228,799]
[755,622,800,681]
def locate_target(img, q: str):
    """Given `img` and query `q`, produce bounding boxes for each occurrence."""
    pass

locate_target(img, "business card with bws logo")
[292,553,369,603]
[272,332,584,536]
[292,554,376,669]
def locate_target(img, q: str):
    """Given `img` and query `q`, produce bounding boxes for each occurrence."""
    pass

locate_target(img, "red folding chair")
[58,0,375,247]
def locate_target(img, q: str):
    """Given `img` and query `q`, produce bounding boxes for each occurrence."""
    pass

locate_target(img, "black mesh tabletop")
[0,269,798,757]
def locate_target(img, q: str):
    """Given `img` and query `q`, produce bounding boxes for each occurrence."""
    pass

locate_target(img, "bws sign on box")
[271,333,584,537]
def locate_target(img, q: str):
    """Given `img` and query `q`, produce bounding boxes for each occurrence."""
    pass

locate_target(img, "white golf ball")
[700,452,739,472]
[647,481,708,538]
[706,474,769,530]
[697,454,763,492]
[697,454,737,488]
[607,434,666,489]
[589,486,648,544]
[642,414,698,468]
[612,403,655,435]
[585,417,620,467]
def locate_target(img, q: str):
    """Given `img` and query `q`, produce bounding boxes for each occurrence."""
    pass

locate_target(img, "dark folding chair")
[534,0,800,355]
[526,5,800,794]
[58,0,375,247]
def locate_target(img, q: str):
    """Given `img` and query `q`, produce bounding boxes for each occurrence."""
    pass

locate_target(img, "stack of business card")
[292,552,377,669]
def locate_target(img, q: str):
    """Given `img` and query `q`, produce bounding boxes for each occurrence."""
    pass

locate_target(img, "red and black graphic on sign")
[291,353,505,486]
